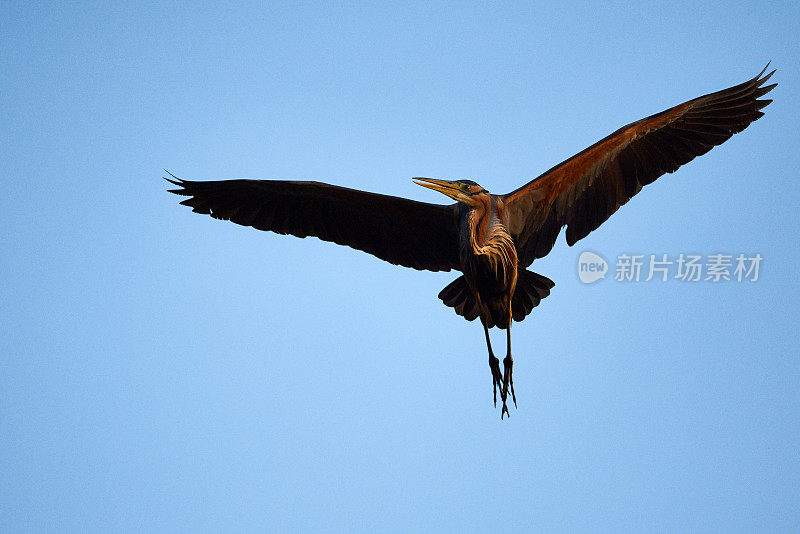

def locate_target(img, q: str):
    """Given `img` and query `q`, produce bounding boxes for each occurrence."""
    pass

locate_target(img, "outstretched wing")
[167,176,461,272]
[504,65,776,267]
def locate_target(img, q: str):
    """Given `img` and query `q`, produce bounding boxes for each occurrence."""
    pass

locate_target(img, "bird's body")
[456,191,517,327]
[168,65,776,418]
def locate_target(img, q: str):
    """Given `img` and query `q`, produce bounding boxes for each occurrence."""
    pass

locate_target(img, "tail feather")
[511,270,554,322]
[438,269,554,328]
[440,277,481,321]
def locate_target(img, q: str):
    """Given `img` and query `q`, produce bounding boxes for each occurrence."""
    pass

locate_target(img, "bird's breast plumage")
[459,196,518,301]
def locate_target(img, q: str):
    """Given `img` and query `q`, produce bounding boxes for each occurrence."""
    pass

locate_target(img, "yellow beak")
[412,177,465,202]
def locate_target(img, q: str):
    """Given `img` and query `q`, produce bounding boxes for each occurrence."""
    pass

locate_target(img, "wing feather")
[504,65,776,267]
[167,177,461,272]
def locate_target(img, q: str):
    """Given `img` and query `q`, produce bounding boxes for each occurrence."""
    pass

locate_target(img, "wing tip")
[164,171,191,195]
[754,62,777,88]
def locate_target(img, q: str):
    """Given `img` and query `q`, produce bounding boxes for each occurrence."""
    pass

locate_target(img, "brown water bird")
[167,65,775,418]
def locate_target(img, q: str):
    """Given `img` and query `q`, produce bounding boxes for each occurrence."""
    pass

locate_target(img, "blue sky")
[2,1,799,531]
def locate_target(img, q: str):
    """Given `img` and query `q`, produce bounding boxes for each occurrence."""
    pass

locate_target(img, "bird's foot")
[500,355,516,420]
[489,354,504,407]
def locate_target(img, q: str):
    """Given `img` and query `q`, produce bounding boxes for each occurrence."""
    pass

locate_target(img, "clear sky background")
[2,2,799,532]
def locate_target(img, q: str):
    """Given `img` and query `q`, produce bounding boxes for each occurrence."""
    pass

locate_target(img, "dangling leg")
[502,309,517,419]
[482,319,504,408]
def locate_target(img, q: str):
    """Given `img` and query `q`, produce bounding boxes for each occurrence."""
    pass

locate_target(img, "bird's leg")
[482,320,504,407]
[502,316,517,419]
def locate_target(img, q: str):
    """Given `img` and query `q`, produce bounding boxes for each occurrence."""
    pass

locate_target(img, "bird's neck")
[466,198,518,280]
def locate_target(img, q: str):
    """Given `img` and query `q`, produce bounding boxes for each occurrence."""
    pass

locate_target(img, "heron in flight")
[168,66,775,418]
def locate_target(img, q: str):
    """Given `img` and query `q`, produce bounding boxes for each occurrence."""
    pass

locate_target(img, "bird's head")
[413,178,489,206]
